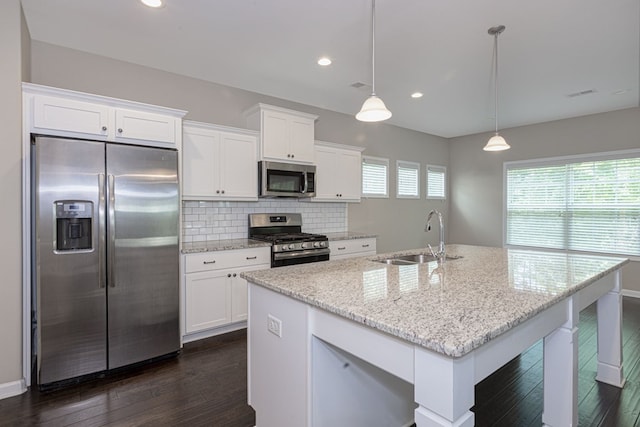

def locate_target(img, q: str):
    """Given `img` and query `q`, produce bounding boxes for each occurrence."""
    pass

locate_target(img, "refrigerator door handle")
[98,173,106,289]
[108,174,116,288]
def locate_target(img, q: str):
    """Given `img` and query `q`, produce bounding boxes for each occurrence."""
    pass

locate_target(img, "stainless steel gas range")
[248,213,329,267]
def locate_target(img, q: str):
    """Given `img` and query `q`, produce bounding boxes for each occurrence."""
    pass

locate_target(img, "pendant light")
[356,0,392,122]
[483,25,510,151]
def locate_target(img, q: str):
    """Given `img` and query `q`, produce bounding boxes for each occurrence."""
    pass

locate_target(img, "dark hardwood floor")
[2,297,639,426]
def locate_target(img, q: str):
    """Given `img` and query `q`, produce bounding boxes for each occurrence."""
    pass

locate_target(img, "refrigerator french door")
[32,136,180,386]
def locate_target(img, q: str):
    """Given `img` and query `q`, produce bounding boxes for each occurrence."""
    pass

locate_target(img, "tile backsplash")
[182,200,347,242]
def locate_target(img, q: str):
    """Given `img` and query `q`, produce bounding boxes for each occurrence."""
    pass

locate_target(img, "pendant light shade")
[356,95,392,122]
[356,0,391,122]
[484,133,510,151]
[483,25,510,152]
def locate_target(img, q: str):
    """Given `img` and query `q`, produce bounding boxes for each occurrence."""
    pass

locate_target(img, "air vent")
[567,89,597,98]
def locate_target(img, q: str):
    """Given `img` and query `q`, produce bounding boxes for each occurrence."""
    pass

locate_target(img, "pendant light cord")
[371,0,377,96]
[493,31,499,134]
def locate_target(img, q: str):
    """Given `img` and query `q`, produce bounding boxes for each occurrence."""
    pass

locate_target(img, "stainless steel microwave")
[258,161,316,198]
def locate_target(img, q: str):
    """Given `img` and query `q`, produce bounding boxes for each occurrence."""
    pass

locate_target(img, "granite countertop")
[181,239,271,254]
[241,244,628,358]
[325,231,377,241]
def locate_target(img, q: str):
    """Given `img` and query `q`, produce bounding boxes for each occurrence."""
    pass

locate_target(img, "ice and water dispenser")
[54,201,93,251]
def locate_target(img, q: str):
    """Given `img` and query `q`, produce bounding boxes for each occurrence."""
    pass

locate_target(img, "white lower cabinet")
[330,238,377,260]
[182,246,270,342]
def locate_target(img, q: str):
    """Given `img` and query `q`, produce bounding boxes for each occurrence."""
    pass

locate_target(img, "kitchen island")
[242,245,628,427]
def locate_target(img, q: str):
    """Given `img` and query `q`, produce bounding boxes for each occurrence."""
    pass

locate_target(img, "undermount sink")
[374,253,463,265]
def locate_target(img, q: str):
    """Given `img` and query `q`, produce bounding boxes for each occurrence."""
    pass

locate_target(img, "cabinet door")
[336,150,362,202]
[289,116,315,163]
[314,146,340,200]
[185,271,231,333]
[262,110,290,160]
[220,132,258,200]
[182,128,220,198]
[231,275,248,323]
[33,95,109,138]
[114,109,177,147]
[231,263,270,323]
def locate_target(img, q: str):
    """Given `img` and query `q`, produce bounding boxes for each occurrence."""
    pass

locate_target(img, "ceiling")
[21,0,640,138]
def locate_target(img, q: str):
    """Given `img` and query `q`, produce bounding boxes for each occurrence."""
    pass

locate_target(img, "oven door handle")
[273,248,330,260]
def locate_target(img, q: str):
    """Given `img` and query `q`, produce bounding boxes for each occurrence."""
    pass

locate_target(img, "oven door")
[259,161,316,198]
[272,248,330,267]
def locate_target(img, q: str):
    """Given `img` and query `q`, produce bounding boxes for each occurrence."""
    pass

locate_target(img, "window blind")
[427,165,446,199]
[506,155,640,256]
[362,156,389,197]
[397,161,420,198]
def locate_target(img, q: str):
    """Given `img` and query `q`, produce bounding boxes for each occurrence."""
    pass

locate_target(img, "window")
[427,165,446,200]
[505,151,640,256]
[397,160,420,198]
[362,156,389,198]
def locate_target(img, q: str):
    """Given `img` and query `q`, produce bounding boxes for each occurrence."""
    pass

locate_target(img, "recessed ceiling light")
[411,92,423,99]
[317,57,332,66]
[141,0,163,8]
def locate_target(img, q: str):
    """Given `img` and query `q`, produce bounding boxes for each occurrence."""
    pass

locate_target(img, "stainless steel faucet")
[425,209,445,262]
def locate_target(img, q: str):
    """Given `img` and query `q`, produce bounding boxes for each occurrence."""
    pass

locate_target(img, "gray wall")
[449,108,640,291]
[31,41,449,254]
[0,0,26,388]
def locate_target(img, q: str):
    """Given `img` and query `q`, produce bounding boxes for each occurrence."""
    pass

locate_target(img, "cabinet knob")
[102,126,107,131]
[291,154,295,158]
[233,273,237,277]
[117,128,123,133]
[227,273,232,278]
[216,190,220,194]
[221,190,225,194]
[287,154,291,158]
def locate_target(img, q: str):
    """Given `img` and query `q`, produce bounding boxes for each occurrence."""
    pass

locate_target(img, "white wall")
[449,108,640,292]
[30,41,449,254]
[0,0,26,395]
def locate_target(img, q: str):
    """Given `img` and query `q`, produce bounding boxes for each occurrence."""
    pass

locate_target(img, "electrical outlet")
[267,314,282,338]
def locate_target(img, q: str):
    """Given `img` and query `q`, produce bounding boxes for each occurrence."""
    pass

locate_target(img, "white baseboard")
[0,379,26,400]
[622,289,640,299]
[182,321,247,344]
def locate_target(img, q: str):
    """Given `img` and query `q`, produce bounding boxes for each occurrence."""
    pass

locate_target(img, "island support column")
[595,270,625,388]
[414,348,475,427]
[542,296,579,426]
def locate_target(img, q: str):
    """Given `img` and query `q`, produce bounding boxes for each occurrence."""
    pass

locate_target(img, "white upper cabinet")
[33,95,110,138]
[313,141,364,202]
[245,103,318,164]
[24,83,186,149]
[114,109,177,145]
[182,121,258,201]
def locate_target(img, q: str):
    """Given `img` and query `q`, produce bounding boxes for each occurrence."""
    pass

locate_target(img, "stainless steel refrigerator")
[32,135,180,386]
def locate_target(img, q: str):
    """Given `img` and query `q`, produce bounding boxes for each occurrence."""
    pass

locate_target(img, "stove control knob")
[287,244,294,250]
[313,242,320,248]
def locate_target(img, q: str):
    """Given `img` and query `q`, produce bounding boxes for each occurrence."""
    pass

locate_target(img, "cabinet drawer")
[330,238,377,258]
[185,247,270,273]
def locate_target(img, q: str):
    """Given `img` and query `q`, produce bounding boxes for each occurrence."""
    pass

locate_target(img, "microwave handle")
[302,171,308,194]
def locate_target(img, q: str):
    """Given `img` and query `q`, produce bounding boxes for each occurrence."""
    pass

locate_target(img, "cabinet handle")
[246,256,257,260]
[203,260,216,264]
[117,128,123,133]
[337,247,346,250]
[102,126,107,131]
[362,244,370,248]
